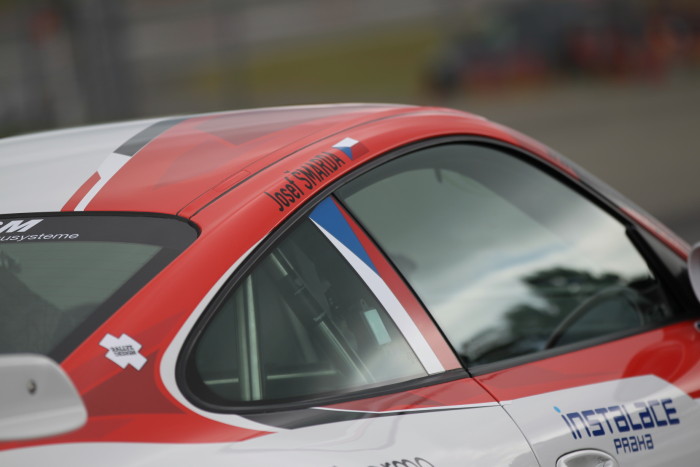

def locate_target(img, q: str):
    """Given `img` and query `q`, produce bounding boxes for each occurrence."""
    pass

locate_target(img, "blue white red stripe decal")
[309,197,444,374]
[332,137,368,160]
[309,197,377,273]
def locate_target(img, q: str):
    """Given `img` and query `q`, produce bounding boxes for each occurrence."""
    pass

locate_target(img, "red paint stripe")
[62,171,101,211]
[476,320,700,401]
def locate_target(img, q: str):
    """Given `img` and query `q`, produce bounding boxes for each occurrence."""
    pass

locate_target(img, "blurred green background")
[1,0,699,239]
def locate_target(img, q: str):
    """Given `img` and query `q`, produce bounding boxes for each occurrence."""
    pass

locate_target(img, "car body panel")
[1,104,698,466]
[0,405,539,466]
[475,320,700,465]
[0,119,158,214]
[504,374,700,466]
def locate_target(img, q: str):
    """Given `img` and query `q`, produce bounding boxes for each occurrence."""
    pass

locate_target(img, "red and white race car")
[1,104,700,466]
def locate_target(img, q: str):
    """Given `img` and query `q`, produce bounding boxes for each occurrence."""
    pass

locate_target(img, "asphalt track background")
[460,73,700,244]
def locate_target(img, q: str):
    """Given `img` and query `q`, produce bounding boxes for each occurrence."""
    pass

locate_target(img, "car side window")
[336,143,677,367]
[185,217,426,405]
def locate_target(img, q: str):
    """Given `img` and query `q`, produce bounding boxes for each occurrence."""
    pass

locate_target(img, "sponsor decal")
[555,398,680,455]
[0,219,43,234]
[613,434,654,454]
[367,459,434,467]
[0,232,79,243]
[265,138,366,212]
[99,333,147,370]
[0,218,80,243]
[332,457,434,467]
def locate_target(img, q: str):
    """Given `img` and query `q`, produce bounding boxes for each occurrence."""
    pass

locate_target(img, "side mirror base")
[0,354,87,441]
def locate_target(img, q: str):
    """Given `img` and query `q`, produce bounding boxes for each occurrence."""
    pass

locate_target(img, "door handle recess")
[556,449,619,467]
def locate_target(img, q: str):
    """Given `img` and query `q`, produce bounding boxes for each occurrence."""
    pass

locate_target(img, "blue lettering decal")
[558,398,679,440]
[609,406,631,433]
[648,400,667,426]
[555,407,579,439]
[567,412,591,437]
[635,402,655,429]
[662,398,680,425]
[582,410,605,436]
[621,404,643,431]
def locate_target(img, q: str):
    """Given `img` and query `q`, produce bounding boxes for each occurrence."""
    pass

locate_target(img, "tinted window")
[337,143,675,367]
[0,215,196,360]
[186,218,425,405]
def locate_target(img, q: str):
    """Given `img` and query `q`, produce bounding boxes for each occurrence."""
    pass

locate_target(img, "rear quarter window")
[0,214,196,360]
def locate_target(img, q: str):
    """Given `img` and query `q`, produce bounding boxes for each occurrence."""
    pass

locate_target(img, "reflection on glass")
[338,144,674,366]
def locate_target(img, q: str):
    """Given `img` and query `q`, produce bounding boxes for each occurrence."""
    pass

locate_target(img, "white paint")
[0,405,537,466]
[0,120,157,215]
[74,154,131,211]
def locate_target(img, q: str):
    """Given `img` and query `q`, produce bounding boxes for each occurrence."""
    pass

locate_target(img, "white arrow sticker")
[99,333,147,370]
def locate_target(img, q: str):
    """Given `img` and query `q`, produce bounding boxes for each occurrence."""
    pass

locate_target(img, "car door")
[335,139,700,466]
[178,195,539,465]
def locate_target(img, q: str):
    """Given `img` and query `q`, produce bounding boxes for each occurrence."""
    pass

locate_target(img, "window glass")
[0,215,197,360]
[187,218,425,405]
[337,143,675,367]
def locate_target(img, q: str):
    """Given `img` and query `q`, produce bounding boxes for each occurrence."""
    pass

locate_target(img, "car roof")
[0,104,552,223]
[0,105,421,216]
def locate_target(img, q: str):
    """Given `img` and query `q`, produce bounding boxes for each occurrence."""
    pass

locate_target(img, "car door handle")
[556,449,619,467]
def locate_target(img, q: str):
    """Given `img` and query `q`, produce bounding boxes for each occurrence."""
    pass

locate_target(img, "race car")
[1,104,700,466]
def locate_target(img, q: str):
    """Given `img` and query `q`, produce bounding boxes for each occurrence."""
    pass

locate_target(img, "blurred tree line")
[426,0,700,98]
[1,0,133,135]
[1,0,698,137]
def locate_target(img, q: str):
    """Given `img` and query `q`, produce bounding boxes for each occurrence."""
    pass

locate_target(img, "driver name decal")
[265,138,368,212]
[265,151,346,212]
[100,333,147,370]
